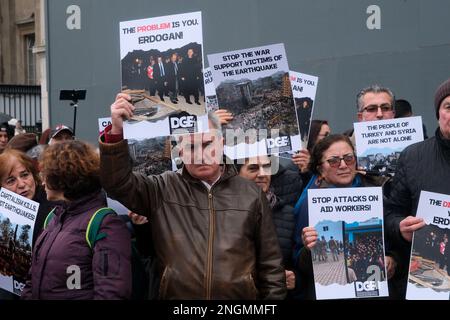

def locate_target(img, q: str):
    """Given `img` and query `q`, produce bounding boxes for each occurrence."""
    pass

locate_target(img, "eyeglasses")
[361,104,393,113]
[323,153,356,168]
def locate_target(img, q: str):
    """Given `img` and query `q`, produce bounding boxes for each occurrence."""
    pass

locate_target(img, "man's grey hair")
[356,84,395,112]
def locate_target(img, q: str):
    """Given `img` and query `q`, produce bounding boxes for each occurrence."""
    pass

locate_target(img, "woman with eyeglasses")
[291,134,393,299]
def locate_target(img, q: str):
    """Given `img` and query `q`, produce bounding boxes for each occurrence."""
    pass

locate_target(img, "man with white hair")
[99,92,286,300]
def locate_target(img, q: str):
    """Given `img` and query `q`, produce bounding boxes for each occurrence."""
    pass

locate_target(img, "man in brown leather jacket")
[99,92,286,300]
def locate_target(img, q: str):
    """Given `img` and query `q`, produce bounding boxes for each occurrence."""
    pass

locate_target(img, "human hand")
[385,255,397,279]
[285,270,296,290]
[399,216,425,242]
[292,149,311,173]
[214,109,234,125]
[301,226,318,249]
[128,211,148,225]
[111,93,134,135]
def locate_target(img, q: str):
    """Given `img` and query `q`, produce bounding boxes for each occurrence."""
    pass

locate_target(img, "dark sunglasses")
[323,153,356,168]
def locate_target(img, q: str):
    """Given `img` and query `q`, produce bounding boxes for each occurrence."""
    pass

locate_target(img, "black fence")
[0,85,42,134]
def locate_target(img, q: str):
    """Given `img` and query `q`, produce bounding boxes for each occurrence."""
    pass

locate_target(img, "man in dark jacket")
[385,77,450,299]
[165,53,179,104]
[99,92,286,300]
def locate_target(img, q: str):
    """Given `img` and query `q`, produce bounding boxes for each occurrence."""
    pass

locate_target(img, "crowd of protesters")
[345,234,386,282]
[0,77,448,300]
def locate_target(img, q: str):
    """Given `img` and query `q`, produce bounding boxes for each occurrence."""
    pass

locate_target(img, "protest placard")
[204,67,219,112]
[354,116,424,174]
[406,191,450,300]
[98,117,176,175]
[120,11,208,139]
[290,71,318,148]
[207,43,300,159]
[0,188,38,296]
[98,117,112,134]
[278,71,318,159]
[308,187,388,299]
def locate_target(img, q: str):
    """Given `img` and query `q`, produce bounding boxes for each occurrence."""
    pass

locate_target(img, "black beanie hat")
[434,78,450,120]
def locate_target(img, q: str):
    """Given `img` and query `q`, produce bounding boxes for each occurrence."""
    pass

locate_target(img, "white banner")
[406,191,450,300]
[120,11,208,140]
[0,188,38,296]
[308,187,388,300]
[208,43,300,159]
[354,116,424,174]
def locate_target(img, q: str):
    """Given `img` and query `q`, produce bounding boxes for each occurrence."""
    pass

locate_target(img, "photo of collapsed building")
[121,42,206,123]
[215,72,299,141]
[408,224,450,292]
[358,150,401,176]
[128,137,175,176]
[0,215,32,288]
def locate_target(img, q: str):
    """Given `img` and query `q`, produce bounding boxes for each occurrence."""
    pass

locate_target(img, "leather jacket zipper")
[206,191,215,299]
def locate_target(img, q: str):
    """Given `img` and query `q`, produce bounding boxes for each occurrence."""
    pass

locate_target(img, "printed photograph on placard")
[354,116,424,175]
[0,188,38,296]
[308,187,388,300]
[98,117,177,175]
[120,11,209,139]
[289,71,318,149]
[406,191,450,300]
[208,43,300,159]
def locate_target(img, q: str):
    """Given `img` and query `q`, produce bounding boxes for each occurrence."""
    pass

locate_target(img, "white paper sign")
[406,191,450,300]
[120,11,208,140]
[290,71,318,148]
[0,188,39,296]
[208,43,300,159]
[98,117,112,134]
[203,67,218,112]
[354,116,424,174]
[308,187,388,300]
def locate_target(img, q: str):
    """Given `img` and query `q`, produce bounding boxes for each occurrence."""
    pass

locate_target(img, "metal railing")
[0,85,42,134]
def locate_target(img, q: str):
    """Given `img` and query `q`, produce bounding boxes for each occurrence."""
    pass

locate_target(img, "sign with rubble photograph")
[354,116,423,175]
[406,191,450,300]
[207,43,300,159]
[308,187,388,300]
[120,11,209,139]
[0,188,38,296]
[98,117,178,175]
